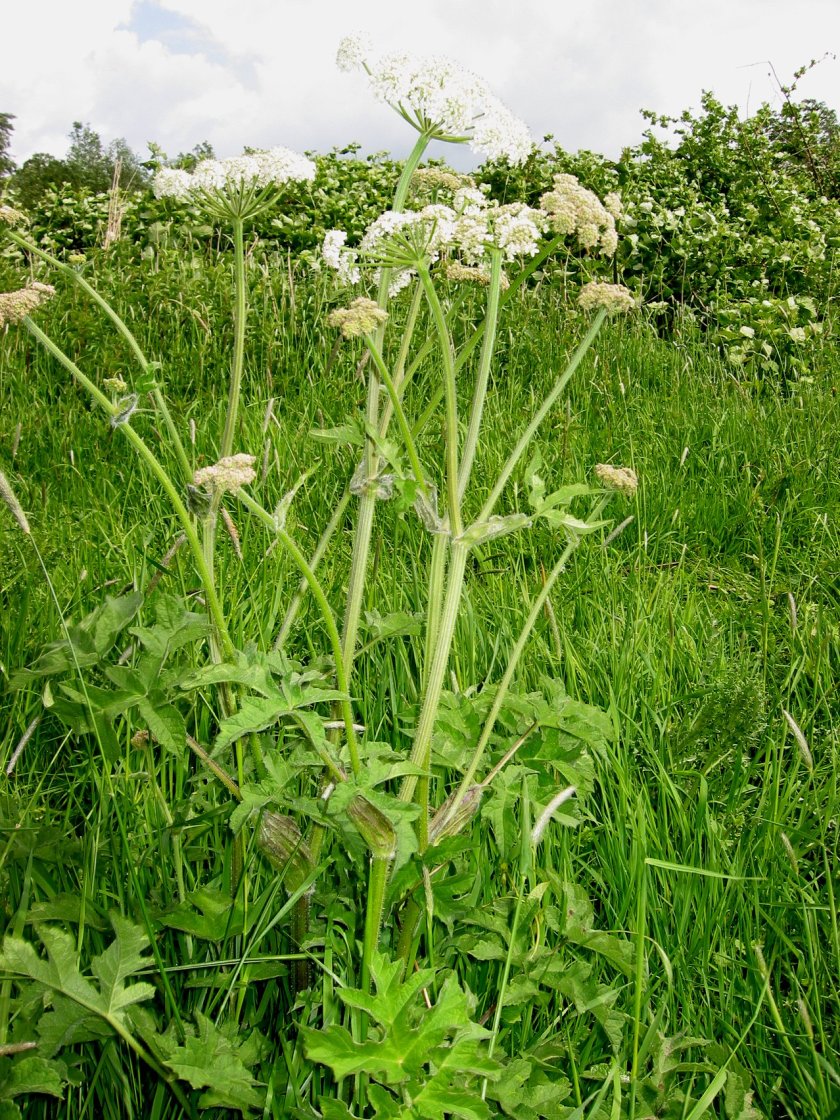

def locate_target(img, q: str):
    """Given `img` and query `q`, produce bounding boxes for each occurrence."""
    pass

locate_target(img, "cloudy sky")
[1,0,838,170]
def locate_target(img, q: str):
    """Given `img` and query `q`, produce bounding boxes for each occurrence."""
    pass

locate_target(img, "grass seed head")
[0,468,30,534]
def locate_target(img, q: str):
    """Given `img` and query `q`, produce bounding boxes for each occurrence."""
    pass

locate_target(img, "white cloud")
[1,0,837,169]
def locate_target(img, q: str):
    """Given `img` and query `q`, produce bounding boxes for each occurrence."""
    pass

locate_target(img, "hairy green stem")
[338,131,431,687]
[418,267,462,536]
[458,248,503,500]
[9,230,193,482]
[423,534,449,690]
[399,540,469,807]
[23,318,233,658]
[361,855,390,993]
[220,217,247,458]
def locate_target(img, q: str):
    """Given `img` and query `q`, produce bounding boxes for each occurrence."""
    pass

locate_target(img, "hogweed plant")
[0,39,732,1120]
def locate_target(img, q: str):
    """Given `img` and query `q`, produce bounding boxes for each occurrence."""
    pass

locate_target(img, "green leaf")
[0,1055,66,1101]
[0,916,156,1059]
[309,422,364,446]
[130,594,209,658]
[135,696,186,755]
[155,888,246,941]
[166,1013,264,1114]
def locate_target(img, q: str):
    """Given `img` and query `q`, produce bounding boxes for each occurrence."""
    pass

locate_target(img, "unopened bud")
[257,812,314,893]
[428,785,484,845]
[346,794,397,859]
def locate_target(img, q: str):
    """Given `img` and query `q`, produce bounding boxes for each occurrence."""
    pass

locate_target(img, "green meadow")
[0,53,838,1120]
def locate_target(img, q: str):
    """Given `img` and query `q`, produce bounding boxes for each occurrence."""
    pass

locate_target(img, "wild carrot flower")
[0,283,55,327]
[193,453,256,494]
[328,297,389,338]
[336,36,534,163]
[594,463,638,496]
[578,281,636,315]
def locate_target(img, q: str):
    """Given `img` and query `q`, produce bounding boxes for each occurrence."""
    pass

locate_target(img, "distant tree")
[10,121,147,205]
[174,140,215,170]
[0,112,15,178]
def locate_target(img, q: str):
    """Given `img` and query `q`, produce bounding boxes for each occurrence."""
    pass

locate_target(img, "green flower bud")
[257,812,314,893]
[346,794,397,859]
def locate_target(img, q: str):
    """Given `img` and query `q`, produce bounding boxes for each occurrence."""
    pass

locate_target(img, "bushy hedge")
[3,95,838,384]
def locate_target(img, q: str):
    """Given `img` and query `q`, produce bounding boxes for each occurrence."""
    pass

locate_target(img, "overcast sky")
[2,0,838,171]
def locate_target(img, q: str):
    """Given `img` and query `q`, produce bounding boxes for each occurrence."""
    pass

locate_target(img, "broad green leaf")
[135,696,186,755]
[166,1013,264,1114]
[155,888,246,940]
[90,915,157,1013]
[309,421,364,445]
[0,1055,66,1101]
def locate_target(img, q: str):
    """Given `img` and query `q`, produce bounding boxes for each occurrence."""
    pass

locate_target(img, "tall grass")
[1,242,838,1117]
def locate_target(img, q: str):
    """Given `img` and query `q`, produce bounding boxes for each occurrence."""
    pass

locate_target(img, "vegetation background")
[0,77,838,1119]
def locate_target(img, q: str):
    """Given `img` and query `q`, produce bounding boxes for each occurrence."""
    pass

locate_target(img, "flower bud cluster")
[540,173,619,256]
[327,297,388,338]
[594,463,638,496]
[193,453,256,494]
[0,282,55,327]
[578,281,636,315]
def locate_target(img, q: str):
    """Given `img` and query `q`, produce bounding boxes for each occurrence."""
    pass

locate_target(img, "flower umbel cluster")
[594,463,638,496]
[193,454,257,495]
[0,283,55,327]
[0,205,26,226]
[540,173,619,256]
[322,188,546,295]
[328,298,389,338]
[336,35,534,164]
[153,148,316,221]
[578,281,636,315]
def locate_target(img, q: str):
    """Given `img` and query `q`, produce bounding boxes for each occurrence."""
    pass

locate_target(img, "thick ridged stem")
[338,132,431,685]
[399,540,469,807]
[423,533,448,690]
[361,856,390,993]
[418,267,462,537]
[458,248,503,500]
[220,217,247,459]
[22,319,233,659]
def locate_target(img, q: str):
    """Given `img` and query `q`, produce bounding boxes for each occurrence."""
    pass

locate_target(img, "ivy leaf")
[165,1013,264,1115]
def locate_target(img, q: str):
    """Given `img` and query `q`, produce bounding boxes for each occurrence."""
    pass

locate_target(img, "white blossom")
[321,230,361,286]
[338,38,534,164]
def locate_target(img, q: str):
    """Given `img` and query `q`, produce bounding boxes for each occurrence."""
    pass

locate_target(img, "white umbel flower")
[337,37,534,164]
[153,147,315,219]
